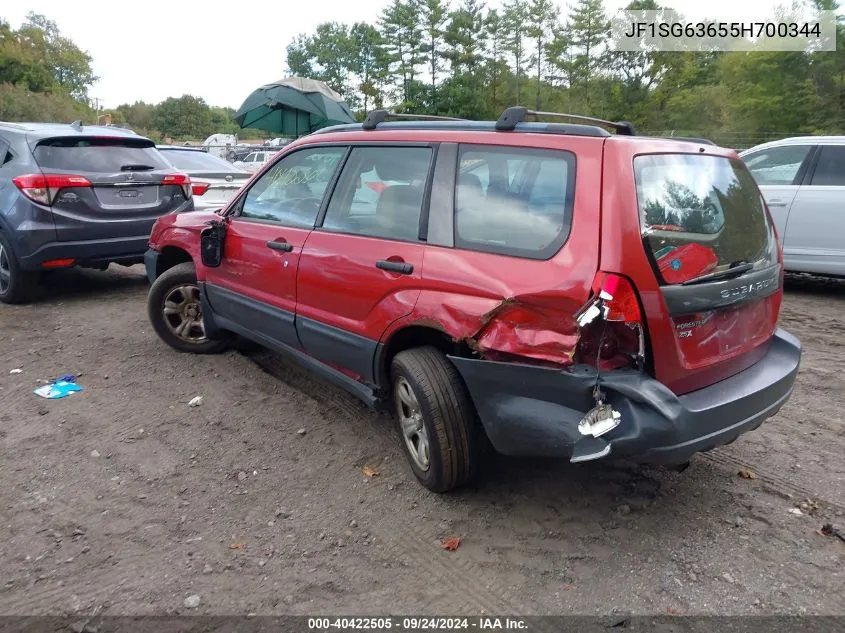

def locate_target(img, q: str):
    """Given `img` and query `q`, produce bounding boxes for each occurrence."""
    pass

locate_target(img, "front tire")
[0,233,38,305]
[390,347,482,492]
[147,262,229,354]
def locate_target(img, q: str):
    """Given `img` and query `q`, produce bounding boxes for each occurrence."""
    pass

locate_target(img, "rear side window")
[742,145,811,185]
[161,150,238,171]
[810,146,845,186]
[635,154,777,285]
[33,137,170,173]
[322,146,433,242]
[454,145,576,259]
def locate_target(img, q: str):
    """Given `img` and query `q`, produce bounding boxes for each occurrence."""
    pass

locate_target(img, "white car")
[235,150,276,173]
[157,146,251,211]
[740,137,845,277]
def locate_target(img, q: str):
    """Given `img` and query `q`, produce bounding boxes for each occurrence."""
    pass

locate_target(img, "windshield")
[634,154,778,285]
[161,149,240,171]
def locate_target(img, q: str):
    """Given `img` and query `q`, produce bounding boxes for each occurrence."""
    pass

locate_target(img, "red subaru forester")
[144,107,802,492]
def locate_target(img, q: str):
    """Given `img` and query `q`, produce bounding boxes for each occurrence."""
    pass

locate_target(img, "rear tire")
[147,262,230,354]
[390,346,482,492]
[0,233,38,305]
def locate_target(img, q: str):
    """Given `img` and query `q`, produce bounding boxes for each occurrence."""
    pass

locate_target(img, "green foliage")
[151,95,214,139]
[18,13,97,100]
[0,13,96,106]
[278,0,845,145]
[0,81,93,122]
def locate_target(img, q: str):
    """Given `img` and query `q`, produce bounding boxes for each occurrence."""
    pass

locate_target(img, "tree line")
[3,4,845,147]
[286,0,845,147]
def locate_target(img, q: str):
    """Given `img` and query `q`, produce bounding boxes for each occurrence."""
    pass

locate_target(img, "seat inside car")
[371,156,423,241]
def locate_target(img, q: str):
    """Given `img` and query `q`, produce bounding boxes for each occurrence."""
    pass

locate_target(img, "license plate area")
[94,185,161,208]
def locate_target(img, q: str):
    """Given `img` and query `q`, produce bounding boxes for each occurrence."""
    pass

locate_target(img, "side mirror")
[200,220,227,268]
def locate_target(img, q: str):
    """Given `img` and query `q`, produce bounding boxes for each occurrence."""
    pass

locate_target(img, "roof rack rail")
[361,109,468,130]
[496,106,635,136]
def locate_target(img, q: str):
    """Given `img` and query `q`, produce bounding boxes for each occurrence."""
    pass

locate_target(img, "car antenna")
[71,120,83,131]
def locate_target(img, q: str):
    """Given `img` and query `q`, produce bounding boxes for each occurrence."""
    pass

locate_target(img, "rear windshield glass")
[34,137,170,173]
[160,149,239,171]
[634,154,776,285]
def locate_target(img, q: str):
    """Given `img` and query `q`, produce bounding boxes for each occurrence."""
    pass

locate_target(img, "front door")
[204,145,347,349]
[783,144,845,275]
[742,143,815,248]
[295,145,435,384]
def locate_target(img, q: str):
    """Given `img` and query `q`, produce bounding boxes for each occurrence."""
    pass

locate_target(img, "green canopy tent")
[233,77,356,136]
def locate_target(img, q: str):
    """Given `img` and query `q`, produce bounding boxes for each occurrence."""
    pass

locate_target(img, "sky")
[2,0,805,110]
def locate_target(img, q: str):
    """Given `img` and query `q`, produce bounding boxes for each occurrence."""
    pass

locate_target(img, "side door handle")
[376,259,413,275]
[767,199,788,207]
[266,240,293,252]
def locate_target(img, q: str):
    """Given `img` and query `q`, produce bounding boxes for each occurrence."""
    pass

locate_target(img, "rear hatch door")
[602,141,782,394]
[31,136,191,242]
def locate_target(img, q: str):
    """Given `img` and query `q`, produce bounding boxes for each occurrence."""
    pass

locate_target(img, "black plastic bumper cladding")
[448,328,801,464]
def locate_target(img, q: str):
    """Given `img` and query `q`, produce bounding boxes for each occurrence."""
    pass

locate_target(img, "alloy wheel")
[394,375,431,471]
[0,243,11,296]
[162,284,208,344]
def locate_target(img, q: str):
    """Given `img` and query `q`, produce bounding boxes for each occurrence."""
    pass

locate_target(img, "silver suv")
[740,137,845,277]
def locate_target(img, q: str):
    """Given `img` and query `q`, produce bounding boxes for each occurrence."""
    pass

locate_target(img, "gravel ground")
[0,266,843,616]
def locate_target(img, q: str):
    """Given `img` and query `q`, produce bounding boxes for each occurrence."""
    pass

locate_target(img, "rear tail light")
[13,173,91,205]
[576,272,646,371]
[162,173,192,199]
[191,182,210,196]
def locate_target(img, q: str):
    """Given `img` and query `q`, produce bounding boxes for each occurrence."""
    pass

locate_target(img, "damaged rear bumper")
[448,328,801,465]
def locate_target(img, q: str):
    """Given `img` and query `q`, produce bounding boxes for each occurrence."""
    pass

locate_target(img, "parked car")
[0,121,194,304]
[234,150,275,173]
[227,145,254,162]
[739,137,845,277]
[143,107,801,492]
[157,145,251,212]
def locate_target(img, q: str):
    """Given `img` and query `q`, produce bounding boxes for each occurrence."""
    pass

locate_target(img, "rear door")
[295,144,433,384]
[203,145,346,349]
[30,136,191,242]
[608,147,783,395]
[781,144,845,275]
[741,143,814,243]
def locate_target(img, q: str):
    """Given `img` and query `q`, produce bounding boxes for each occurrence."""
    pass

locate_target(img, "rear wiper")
[120,164,156,171]
[681,261,754,286]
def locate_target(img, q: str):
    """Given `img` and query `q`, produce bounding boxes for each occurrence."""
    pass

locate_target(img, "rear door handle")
[376,260,413,275]
[768,199,787,207]
[266,240,293,252]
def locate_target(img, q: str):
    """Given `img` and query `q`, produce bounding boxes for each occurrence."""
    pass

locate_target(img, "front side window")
[742,145,812,186]
[322,146,433,242]
[239,147,345,227]
[454,145,576,259]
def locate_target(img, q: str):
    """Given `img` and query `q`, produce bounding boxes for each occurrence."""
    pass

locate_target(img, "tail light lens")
[191,182,210,196]
[162,173,192,199]
[13,173,91,205]
[576,272,646,371]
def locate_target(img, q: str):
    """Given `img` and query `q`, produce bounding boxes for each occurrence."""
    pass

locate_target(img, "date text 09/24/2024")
[308,617,528,631]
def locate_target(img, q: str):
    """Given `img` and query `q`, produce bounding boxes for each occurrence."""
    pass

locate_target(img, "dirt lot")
[0,266,843,617]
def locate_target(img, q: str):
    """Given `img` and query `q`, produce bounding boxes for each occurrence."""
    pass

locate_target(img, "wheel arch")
[156,245,193,278]
[374,323,474,392]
